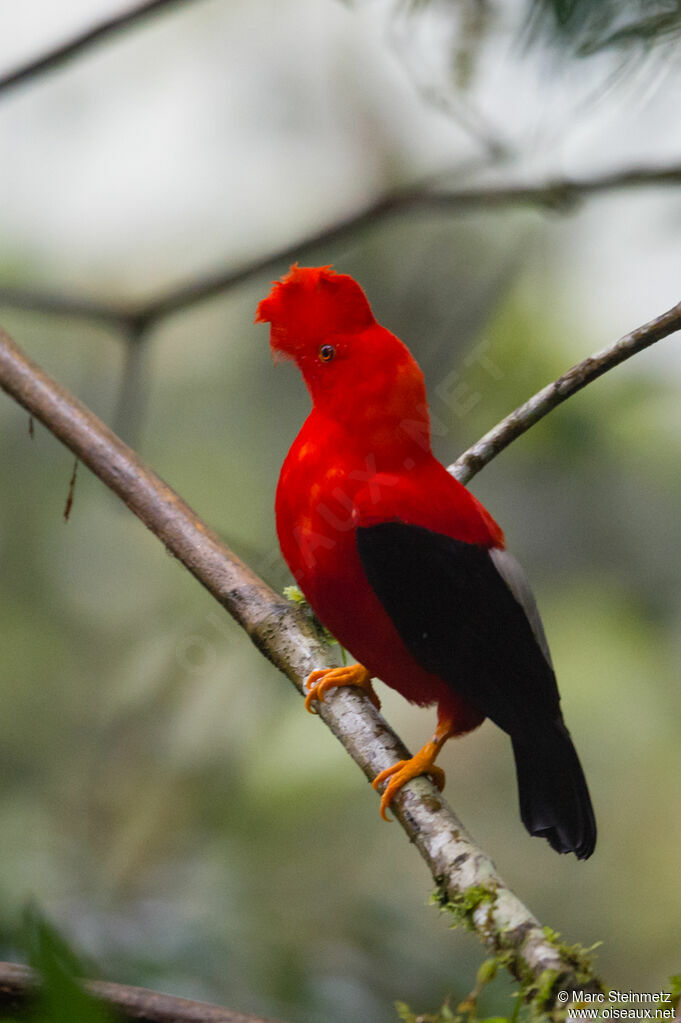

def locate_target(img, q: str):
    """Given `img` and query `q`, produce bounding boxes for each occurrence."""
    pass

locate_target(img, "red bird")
[256,264,595,859]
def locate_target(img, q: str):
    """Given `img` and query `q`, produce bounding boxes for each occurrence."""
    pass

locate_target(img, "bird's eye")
[318,344,335,362]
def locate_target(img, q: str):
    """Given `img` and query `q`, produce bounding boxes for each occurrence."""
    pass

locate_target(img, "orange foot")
[372,716,453,821]
[304,663,380,713]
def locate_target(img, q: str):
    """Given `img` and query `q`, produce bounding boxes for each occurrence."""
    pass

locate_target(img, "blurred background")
[1,2,680,1021]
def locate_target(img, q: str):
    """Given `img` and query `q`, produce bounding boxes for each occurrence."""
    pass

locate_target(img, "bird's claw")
[304,669,338,713]
[372,757,446,821]
[304,664,380,713]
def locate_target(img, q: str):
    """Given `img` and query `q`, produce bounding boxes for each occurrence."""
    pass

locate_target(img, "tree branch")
[0,0,200,99]
[0,961,283,1023]
[0,324,603,1007]
[142,161,681,324]
[449,298,681,484]
[1,161,681,332]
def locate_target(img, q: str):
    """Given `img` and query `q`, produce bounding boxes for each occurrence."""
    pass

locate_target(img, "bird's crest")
[255,264,375,354]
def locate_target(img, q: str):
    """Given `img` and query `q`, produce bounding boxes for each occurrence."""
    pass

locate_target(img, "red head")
[256,265,430,452]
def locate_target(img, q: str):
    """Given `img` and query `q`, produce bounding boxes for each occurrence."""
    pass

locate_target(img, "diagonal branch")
[0,0,201,99]
[124,193,421,328]
[449,298,681,484]
[0,324,602,1008]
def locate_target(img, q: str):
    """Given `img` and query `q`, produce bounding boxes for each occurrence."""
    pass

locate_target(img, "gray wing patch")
[489,548,554,670]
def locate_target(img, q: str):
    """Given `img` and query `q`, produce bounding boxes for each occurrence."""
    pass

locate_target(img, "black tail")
[511,720,596,859]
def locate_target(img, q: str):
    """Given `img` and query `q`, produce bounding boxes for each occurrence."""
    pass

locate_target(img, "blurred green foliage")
[0,2,680,1019]
[526,0,681,55]
[397,0,681,56]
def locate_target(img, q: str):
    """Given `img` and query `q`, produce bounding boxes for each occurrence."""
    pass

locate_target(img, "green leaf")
[22,906,111,1023]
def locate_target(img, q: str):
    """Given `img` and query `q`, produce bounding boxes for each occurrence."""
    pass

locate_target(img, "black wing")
[356,520,559,738]
[356,520,596,857]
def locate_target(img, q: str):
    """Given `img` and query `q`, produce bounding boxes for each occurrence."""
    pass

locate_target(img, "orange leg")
[372,712,455,821]
[304,663,381,713]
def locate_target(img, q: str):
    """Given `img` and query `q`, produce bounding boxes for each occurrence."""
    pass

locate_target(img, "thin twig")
[0,324,602,1006]
[449,298,681,483]
[1,161,681,331]
[63,457,79,522]
[0,961,283,1023]
[0,0,199,99]
[428,161,681,207]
